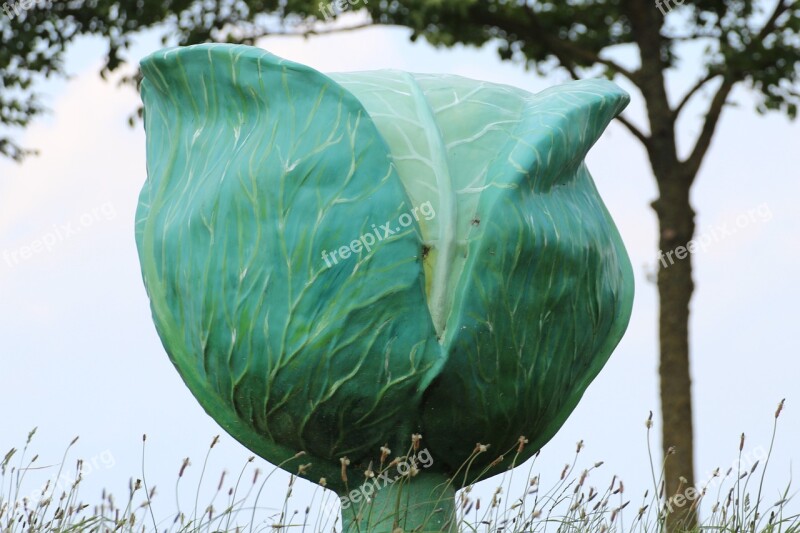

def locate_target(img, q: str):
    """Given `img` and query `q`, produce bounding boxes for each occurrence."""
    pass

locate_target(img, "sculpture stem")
[339,472,456,532]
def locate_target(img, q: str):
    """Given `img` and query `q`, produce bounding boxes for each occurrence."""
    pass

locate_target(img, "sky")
[0,12,799,531]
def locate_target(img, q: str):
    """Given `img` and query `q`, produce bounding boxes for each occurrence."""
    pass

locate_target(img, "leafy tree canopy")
[1,1,798,161]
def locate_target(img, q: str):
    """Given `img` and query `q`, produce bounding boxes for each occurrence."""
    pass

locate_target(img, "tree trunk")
[652,173,697,532]
[623,7,699,524]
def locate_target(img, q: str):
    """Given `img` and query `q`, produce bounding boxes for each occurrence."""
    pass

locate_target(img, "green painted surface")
[136,43,634,527]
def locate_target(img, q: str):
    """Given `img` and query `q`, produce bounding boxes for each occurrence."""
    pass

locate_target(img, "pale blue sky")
[1,15,798,529]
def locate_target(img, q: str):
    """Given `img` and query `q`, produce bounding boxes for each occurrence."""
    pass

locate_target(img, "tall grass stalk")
[0,400,795,532]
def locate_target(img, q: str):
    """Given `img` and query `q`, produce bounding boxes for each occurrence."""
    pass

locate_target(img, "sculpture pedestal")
[339,472,456,532]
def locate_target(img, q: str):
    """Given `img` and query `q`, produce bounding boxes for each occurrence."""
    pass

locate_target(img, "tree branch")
[562,62,580,81]
[556,37,638,81]
[616,114,650,147]
[521,6,638,83]
[242,21,373,41]
[757,0,789,40]
[678,2,788,177]
[666,32,720,41]
[673,72,720,119]
[682,78,735,177]
[622,0,677,166]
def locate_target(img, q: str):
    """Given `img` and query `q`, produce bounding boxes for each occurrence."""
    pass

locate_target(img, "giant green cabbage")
[136,43,634,526]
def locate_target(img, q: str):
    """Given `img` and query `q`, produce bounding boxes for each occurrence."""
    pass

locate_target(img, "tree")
[349,3,799,529]
[3,0,799,529]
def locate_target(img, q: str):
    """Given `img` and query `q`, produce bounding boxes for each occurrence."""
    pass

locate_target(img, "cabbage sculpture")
[136,43,634,532]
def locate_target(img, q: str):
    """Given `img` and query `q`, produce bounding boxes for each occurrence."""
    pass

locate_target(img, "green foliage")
[0,0,292,161]
[2,1,799,160]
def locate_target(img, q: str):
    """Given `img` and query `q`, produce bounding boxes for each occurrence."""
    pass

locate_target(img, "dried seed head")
[411,434,422,451]
[776,398,785,419]
[340,457,350,482]
[380,445,391,463]
[210,435,220,448]
[319,477,327,487]
[179,458,190,477]
[297,463,312,476]
[739,433,745,451]
[646,411,653,429]
[517,436,529,453]
[474,443,489,454]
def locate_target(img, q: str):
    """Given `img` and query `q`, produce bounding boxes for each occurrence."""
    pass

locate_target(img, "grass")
[1,400,796,533]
